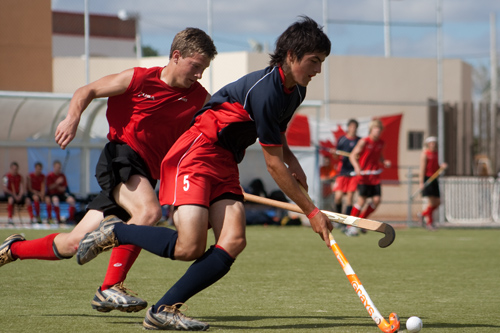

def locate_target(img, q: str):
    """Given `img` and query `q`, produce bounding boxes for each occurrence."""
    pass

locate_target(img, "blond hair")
[169,28,217,60]
[369,119,384,131]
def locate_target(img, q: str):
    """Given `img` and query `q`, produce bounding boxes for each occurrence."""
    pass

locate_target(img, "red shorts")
[332,175,358,193]
[159,128,243,207]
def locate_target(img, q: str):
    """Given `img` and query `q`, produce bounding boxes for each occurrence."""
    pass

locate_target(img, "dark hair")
[269,16,331,67]
[10,161,19,168]
[34,161,43,168]
[53,160,61,166]
[347,119,359,128]
[170,27,217,60]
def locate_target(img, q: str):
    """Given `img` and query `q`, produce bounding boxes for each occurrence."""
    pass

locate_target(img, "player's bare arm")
[349,138,366,175]
[261,145,332,246]
[56,69,134,149]
[281,133,307,189]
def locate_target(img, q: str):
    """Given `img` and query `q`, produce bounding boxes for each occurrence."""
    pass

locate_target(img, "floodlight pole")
[323,0,330,119]
[84,0,90,84]
[207,0,213,94]
[383,0,391,57]
[490,12,498,174]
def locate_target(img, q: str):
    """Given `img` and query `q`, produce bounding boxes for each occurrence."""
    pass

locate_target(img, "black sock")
[335,203,342,213]
[345,205,353,215]
[153,246,234,312]
[114,223,178,259]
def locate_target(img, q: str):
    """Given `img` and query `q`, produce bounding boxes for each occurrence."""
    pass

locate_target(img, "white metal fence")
[442,177,500,224]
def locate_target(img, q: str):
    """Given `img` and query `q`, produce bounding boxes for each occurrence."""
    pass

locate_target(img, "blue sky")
[52,0,500,69]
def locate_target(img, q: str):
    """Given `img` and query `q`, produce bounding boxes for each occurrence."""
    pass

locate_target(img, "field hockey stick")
[242,192,395,248]
[410,165,447,199]
[335,150,351,157]
[328,232,400,332]
[349,169,383,176]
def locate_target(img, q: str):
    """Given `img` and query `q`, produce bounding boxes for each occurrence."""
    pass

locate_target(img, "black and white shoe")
[0,234,25,267]
[143,304,209,331]
[76,215,122,265]
[92,283,147,313]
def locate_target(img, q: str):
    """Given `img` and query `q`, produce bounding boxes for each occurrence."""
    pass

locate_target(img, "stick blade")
[378,223,396,248]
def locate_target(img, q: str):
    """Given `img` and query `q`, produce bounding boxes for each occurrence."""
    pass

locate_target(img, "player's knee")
[175,244,206,261]
[137,205,162,226]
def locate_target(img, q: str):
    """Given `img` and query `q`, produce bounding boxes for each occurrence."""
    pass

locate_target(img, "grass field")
[1,225,499,332]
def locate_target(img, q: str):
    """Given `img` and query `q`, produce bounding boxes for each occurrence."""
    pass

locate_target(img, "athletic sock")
[350,205,361,217]
[54,206,61,222]
[359,203,376,219]
[114,223,178,259]
[68,206,76,221]
[345,205,353,215]
[335,203,342,213]
[421,206,432,217]
[7,203,13,218]
[152,245,234,312]
[10,233,61,260]
[426,206,437,224]
[46,203,52,219]
[101,244,142,290]
[34,201,40,217]
[27,205,34,219]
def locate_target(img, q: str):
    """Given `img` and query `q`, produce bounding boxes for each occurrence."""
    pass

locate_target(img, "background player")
[45,160,76,224]
[0,28,217,314]
[348,119,391,235]
[76,16,332,331]
[418,136,447,230]
[2,162,34,225]
[26,161,47,224]
[332,119,360,217]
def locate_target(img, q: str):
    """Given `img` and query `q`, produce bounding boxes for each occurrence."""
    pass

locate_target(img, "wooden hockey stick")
[411,165,447,199]
[243,191,396,248]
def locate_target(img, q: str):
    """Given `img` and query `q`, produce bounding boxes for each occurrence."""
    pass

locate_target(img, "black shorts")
[48,193,73,202]
[6,194,26,204]
[27,192,42,201]
[422,176,440,198]
[86,142,157,221]
[357,184,381,198]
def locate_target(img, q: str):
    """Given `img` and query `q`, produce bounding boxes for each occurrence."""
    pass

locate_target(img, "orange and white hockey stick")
[243,192,395,248]
[328,232,400,332]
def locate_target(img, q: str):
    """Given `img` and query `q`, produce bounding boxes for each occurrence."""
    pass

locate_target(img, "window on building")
[408,131,424,150]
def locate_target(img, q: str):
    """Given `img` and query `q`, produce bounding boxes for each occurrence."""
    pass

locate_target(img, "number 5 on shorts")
[183,175,190,191]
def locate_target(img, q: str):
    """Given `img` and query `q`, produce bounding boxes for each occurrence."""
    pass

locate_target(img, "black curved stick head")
[378,224,396,248]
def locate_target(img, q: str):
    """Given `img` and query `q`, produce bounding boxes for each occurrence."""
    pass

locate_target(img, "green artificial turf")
[0,226,499,332]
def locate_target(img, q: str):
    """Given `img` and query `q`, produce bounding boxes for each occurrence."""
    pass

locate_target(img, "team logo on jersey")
[138,92,155,100]
[178,97,188,102]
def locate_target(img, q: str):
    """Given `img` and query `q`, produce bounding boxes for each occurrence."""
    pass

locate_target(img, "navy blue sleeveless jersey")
[192,66,306,163]
[337,135,360,176]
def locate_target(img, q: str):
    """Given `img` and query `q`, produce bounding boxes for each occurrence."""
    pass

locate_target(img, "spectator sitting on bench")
[46,160,76,224]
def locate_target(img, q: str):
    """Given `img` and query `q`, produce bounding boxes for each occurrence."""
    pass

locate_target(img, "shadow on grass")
[200,315,377,330]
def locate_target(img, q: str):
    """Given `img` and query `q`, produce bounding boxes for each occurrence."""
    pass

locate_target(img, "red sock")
[46,203,52,219]
[27,205,34,219]
[34,201,40,216]
[10,233,60,260]
[101,245,142,290]
[7,203,13,218]
[54,206,60,221]
[359,204,376,219]
[421,205,432,217]
[68,206,76,221]
[426,206,437,224]
[350,205,361,217]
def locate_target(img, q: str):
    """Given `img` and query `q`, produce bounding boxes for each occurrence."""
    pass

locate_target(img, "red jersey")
[106,67,208,179]
[46,172,68,195]
[28,172,45,192]
[424,149,439,177]
[3,173,22,194]
[358,136,385,185]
